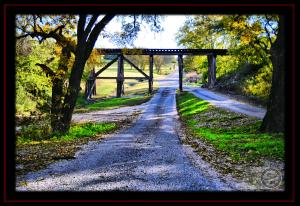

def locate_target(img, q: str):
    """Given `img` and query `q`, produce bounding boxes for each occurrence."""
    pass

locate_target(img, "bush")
[243,65,272,100]
[18,120,52,142]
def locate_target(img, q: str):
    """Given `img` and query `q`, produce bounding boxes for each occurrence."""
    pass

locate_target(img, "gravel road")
[16,72,258,191]
[16,72,246,191]
[184,87,266,119]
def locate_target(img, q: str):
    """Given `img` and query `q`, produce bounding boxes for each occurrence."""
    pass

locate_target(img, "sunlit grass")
[176,92,284,161]
[86,96,152,111]
[17,122,117,145]
[75,94,152,113]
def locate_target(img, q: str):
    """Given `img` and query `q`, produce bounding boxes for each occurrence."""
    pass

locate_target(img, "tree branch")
[77,15,86,44]
[35,63,56,77]
[264,15,273,46]
[82,15,99,42]
[84,14,115,61]
[16,25,76,53]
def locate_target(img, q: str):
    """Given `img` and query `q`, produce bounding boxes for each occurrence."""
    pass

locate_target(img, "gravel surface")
[71,104,147,124]
[184,86,266,119]
[16,72,256,191]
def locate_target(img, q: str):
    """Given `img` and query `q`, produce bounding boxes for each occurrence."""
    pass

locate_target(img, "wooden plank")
[96,48,228,56]
[123,56,149,78]
[207,54,216,88]
[178,54,183,92]
[86,79,96,99]
[94,57,118,77]
[116,55,124,97]
[149,54,154,94]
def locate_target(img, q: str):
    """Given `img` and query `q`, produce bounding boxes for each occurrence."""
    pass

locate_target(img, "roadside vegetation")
[17,122,117,145]
[177,15,278,106]
[16,121,122,176]
[176,92,284,162]
[75,95,152,113]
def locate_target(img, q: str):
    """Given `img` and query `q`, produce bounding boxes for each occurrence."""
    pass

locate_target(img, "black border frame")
[1,1,297,204]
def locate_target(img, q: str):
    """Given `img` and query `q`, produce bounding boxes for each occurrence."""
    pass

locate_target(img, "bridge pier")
[85,68,96,99]
[178,54,183,92]
[149,55,154,94]
[117,54,124,97]
[207,54,216,88]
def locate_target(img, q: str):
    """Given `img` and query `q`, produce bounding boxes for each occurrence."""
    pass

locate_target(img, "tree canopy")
[176,15,278,101]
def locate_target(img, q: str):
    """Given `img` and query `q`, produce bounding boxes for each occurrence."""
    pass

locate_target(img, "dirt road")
[17,72,249,191]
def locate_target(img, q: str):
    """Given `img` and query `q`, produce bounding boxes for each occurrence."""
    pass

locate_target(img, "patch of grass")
[50,122,117,141]
[177,92,210,117]
[76,95,152,113]
[176,91,284,162]
[17,122,117,145]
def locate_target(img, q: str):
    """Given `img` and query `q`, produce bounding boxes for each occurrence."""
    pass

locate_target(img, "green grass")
[176,92,284,162]
[75,95,152,113]
[17,122,117,145]
[50,122,117,141]
[92,62,173,97]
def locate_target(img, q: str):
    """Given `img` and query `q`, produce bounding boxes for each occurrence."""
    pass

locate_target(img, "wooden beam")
[96,48,228,56]
[92,68,96,95]
[149,54,154,94]
[85,68,97,99]
[178,54,183,92]
[123,56,149,78]
[116,55,124,97]
[96,77,148,80]
[94,56,118,77]
[85,79,96,99]
[207,54,216,88]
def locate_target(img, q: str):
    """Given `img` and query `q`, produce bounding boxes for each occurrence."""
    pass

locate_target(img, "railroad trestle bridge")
[85,48,227,99]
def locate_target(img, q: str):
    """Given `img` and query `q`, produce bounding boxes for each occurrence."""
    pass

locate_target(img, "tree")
[260,16,285,133]
[154,56,164,74]
[15,38,54,116]
[177,15,285,133]
[125,55,148,70]
[16,14,162,133]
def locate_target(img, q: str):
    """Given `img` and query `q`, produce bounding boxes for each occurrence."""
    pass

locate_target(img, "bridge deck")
[96,48,228,55]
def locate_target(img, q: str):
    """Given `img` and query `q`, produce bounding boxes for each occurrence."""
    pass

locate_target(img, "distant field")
[83,61,175,98]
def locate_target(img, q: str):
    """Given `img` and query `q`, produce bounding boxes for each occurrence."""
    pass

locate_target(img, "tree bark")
[36,46,71,133]
[260,16,285,133]
[50,47,71,132]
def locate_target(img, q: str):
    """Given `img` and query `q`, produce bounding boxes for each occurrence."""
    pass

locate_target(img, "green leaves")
[176,15,276,102]
[16,39,55,115]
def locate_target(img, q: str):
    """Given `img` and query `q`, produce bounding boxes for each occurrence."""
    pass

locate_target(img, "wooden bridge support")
[178,54,183,92]
[85,68,96,99]
[149,55,154,94]
[207,54,216,88]
[116,54,124,97]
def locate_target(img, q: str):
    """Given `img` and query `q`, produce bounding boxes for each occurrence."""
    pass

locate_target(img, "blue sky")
[95,15,187,49]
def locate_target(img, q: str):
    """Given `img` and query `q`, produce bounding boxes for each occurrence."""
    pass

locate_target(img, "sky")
[95,15,187,49]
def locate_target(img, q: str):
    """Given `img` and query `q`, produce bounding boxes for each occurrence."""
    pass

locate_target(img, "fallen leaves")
[15,119,134,177]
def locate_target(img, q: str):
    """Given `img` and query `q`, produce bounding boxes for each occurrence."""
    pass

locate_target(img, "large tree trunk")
[36,47,71,133]
[260,16,285,133]
[50,47,71,132]
[51,78,64,132]
[60,49,87,133]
